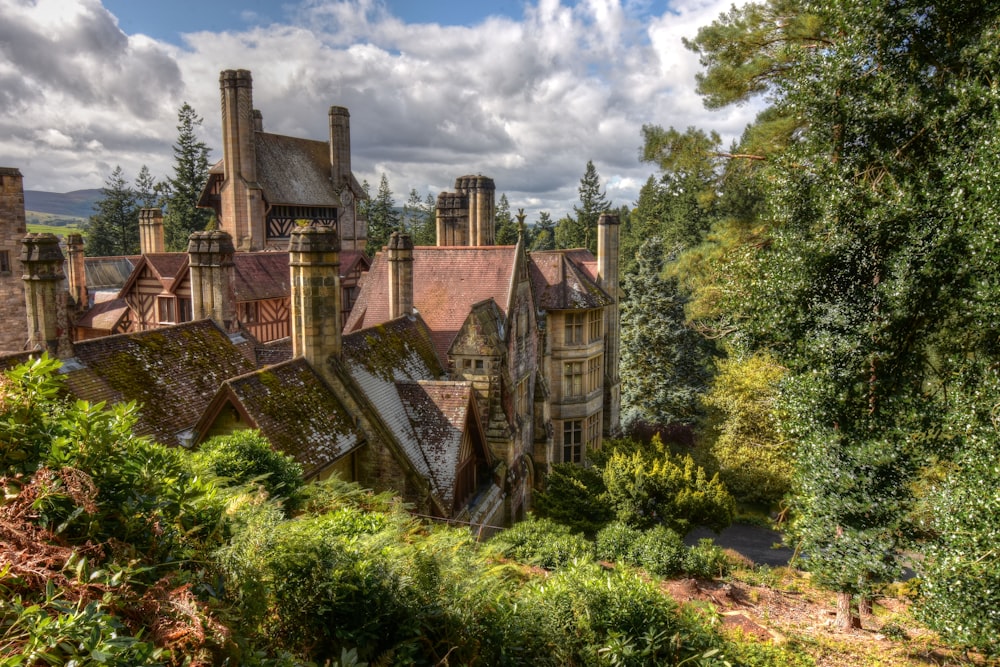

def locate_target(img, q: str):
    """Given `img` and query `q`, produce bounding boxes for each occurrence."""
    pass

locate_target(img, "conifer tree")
[555,161,610,252]
[134,165,158,209]
[529,211,555,251]
[86,166,139,257]
[163,103,212,251]
[365,173,400,255]
[494,193,518,245]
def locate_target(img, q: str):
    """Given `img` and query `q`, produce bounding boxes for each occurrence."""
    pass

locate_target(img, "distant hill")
[24,188,101,219]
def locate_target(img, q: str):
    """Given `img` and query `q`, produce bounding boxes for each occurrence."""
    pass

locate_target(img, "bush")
[595,521,644,563]
[636,525,687,577]
[534,463,613,536]
[194,430,303,502]
[684,539,731,579]
[489,516,594,569]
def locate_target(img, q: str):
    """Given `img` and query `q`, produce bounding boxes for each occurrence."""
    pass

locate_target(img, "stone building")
[197,69,367,252]
[0,168,28,352]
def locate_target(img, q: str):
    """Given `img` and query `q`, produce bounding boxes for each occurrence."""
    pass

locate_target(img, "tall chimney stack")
[387,231,414,320]
[139,207,165,255]
[219,69,264,251]
[65,233,87,309]
[188,230,237,331]
[289,225,342,368]
[597,212,621,436]
[21,233,71,355]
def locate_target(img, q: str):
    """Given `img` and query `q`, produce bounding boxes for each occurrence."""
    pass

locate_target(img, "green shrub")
[595,521,644,563]
[194,430,303,502]
[684,539,731,579]
[490,516,594,569]
[636,525,687,577]
[534,463,613,536]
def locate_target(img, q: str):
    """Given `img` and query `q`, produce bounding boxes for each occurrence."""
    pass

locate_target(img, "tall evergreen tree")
[86,166,139,257]
[529,211,555,251]
[134,165,158,209]
[163,103,212,251]
[555,160,610,252]
[365,173,400,256]
[402,188,436,246]
[494,193,518,245]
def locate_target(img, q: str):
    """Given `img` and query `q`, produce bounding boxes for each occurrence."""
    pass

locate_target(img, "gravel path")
[684,523,795,567]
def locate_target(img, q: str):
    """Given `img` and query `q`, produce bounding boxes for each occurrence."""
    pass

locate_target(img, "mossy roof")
[213,358,364,477]
[60,319,257,446]
[527,250,612,310]
[344,245,520,363]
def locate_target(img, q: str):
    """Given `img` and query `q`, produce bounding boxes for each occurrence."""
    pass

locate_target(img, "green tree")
[133,164,158,209]
[401,187,437,246]
[529,211,555,251]
[85,166,139,257]
[620,237,714,428]
[162,103,212,251]
[494,193,518,245]
[365,173,400,256]
[555,160,610,252]
[193,429,304,502]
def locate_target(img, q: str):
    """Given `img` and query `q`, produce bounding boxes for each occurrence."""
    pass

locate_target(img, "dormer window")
[157,296,176,324]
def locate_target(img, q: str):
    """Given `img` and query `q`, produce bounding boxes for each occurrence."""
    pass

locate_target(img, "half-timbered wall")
[239,297,290,343]
[266,206,337,243]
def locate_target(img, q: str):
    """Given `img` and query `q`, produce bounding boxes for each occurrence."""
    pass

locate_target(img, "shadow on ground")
[685,524,794,567]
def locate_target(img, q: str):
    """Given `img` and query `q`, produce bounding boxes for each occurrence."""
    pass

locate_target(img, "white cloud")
[1,0,757,220]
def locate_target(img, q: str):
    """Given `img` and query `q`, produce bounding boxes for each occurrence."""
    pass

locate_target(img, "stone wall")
[0,168,28,352]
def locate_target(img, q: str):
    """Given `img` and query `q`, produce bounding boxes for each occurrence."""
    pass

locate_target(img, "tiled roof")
[142,253,189,288]
[397,380,475,509]
[217,359,364,477]
[341,315,446,489]
[61,319,257,446]
[528,250,612,310]
[255,337,293,367]
[345,246,519,363]
[255,133,340,207]
[75,298,128,331]
[233,252,289,301]
[340,250,370,278]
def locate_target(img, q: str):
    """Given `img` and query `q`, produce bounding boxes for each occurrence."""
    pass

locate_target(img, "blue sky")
[1,0,756,219]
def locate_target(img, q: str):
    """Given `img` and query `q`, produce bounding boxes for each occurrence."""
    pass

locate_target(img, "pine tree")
[134,165,158,209]
[365,174,400,255]
[494,193,518,245]
[529,211,555,251]
[86,166,139,257]
[163,103,212,251]
[555,161,610,252]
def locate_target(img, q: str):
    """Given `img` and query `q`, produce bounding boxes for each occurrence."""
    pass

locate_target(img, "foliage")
[192,430,304,503]
[489,515,594,570]
[494,193,519,245]
[533,463,612,536]
[85,165,140,257]
[555,160,610,252]
[601,436,734,534]
[699,351,791,506]
[529,211,555,251]
[365,173,400,255]
[163,103,212,251]
[620,237,714,428]
[402,188,435,246]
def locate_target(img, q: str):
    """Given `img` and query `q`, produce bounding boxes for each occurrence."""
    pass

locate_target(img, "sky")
[0,0,759,221]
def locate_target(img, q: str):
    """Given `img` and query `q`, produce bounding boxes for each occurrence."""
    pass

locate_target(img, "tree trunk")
[835,591,861,630]
[858,595,873,620]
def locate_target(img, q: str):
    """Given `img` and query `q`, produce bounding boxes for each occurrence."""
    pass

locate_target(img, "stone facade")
[0,168,28,352]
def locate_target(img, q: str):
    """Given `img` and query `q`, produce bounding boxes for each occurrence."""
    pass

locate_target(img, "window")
[563,361,584,397]
[239,301,260,324]
[177,298,192,323]
[587,355,603,394]
[563,420,583,463]
[565,312,584,344]
[157,296,175,324]
[585,412,601,451]
[462,358,488,375]
[588,309,603,341]
[0,250,9,274]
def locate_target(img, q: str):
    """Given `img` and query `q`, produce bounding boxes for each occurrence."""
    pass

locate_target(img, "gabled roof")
[254,132,341,207]
[75,298,128,331]
[60,319,257,446]
[117,253,189,297]
[345,246,520,363]
[528,250,612,310]
[233,252,289,301]
[340,249,370,278]
[199,358,364,477]
[397,380,486,509]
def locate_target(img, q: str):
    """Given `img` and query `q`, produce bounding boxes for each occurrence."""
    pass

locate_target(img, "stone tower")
[597,212,621,437]
[387,231,414,319]
[436,175,496,246]
[0,168,28,351]
[289,225,342,369]
[219,69,266,251]
[21,233,70,355]
[188,230,237,331]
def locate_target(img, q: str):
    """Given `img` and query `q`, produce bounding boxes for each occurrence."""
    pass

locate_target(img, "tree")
[554,160,610,252]
[163,103,212,251]
[365,173,400,255]
[529,211,555,251]
[134,165,158,209]
[494,193,518,245]
[619,237,714,429]
[85,166,139,257]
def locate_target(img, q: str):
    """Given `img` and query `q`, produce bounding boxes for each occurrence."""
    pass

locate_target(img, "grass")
[25,211,87,237]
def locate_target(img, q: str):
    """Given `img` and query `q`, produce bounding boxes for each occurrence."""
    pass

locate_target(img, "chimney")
[289,224,341,368]
[187,230,237,331]
[139,207,165,254]
[387,231,414,319]
[467,175,495,246]
[252,109,263,132]
[597,212,621,437]
[21,233,71,355]
[65,233,88,309]
[219,69,263,251]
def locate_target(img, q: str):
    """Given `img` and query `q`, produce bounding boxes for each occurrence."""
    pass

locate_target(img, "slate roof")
[84,256,136,291]
[207,358,364,477]
[255,337,293,367]
[345,246,519,363]
[527,250,612,310]
[59,319,257,446]
[75,298,128,331]
[397,380,478,510]
[233,252,289,301]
